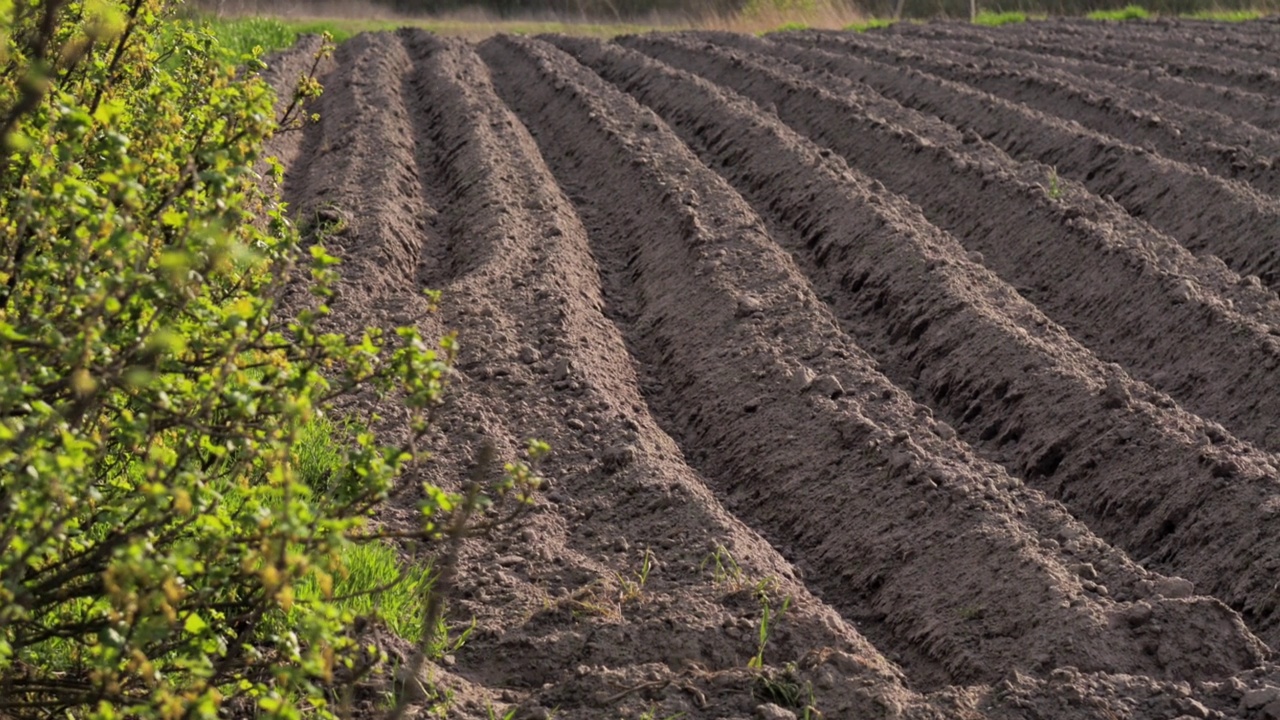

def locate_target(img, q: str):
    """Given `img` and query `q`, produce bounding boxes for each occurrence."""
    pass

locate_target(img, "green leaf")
[184,613,209,635]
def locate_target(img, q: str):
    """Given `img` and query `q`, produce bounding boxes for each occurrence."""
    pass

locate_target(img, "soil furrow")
[622,34,1280,455]
[280,32,440,332]
[848,25,1279,128]
[256,23,1280,719]
[876,26,1280,128]
[260,34,329,175]
[1039,18,1280,60]
[987,22,1280,96]
[290,31,928,719]
[1058,24,1278,66]
[791,29,1280,198]
[483,32,1269,689]
[746,35,1280,289]
[551,33,1280,652]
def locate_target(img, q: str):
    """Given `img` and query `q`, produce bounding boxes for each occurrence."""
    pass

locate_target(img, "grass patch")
[294,413,359,497]
[973,9,1028,24]
[1086,4,1151,19]
[1181,8,1266,20]
[846,16,896,30]
[292,416,434,645]
[215,414,444,649]
[203,16,300,56]
[296,541,436,643]
[769,20,812,30]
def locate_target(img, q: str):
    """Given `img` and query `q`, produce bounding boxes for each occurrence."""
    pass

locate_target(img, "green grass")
[295,541,436,643]
[204,16,300,57]
[294,413,351,494]
[288,418,453,650]
[770,20,812,30]
[973,9,1028,24]
[1086,4,1151,19]
[1181,8,1266,19]
[845,16,896,30]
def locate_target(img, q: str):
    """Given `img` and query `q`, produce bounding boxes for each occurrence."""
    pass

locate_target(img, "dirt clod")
[755,703,798,720]
[808,374,843,399]
[1244,687,1280,710]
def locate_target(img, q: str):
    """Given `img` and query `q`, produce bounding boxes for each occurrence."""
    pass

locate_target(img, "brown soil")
[868,21,1280,129]
[756,32,1280,289]
[262,19,1280,720]
[777,28,1280,197]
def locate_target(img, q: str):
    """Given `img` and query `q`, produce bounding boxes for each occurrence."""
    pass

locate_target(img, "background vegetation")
[193,0,1275,42]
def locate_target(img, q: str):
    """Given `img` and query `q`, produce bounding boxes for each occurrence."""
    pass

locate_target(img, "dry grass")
[700,0,868,33]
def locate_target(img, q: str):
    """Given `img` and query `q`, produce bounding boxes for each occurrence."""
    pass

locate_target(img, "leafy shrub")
[0,1,541,716]
[1086,4,1151,19]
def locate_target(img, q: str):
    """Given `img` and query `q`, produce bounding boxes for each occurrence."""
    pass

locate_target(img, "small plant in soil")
[1047,168,1064,200]
[561,580,624,619]
[487,704,519,720]
[753,663,820,717]
[702,543,748,590]
[639,705,686,720]
[749,579,792,670]
[617,547,656,604]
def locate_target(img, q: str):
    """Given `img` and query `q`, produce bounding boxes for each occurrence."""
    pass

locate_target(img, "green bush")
[0,1,541,716]
[1086,4,1151,19]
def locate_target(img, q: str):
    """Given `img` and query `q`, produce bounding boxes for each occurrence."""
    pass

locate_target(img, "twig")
[385,442,494,720]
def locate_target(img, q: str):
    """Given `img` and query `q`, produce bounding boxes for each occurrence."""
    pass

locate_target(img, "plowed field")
[262,20,1280,719]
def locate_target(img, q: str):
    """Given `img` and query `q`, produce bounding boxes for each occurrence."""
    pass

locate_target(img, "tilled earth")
[262,19,1280,720]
